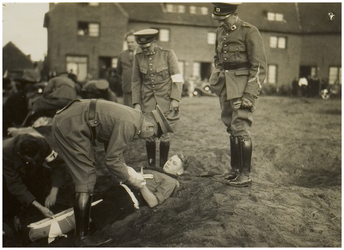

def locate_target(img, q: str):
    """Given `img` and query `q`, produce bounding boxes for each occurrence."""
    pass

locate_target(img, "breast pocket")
[156,65,169,80]
[229,44,246,62]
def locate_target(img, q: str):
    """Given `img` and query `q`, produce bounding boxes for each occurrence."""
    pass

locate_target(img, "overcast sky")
[2,2,49,61]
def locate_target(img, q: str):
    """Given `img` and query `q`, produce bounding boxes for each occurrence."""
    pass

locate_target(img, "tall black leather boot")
[228,137,252,187]
[74,192,92,246]
[159,141,170,168]
[225,135,240,180]
[146,141,156,168]
[74,193,112,247]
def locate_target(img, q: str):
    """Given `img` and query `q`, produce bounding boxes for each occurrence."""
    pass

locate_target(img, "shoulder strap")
[88,99,98,145]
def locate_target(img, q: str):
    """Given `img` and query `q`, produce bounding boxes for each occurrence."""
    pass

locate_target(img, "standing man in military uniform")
[117,32,138,107]
[209,3,267,187]
[132,29,184,169]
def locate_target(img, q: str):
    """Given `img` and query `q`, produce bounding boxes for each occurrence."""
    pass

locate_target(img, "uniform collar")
[137,43,158,55]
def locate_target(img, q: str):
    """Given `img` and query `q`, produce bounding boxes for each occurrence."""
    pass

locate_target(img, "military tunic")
[32,75,78,115]
[131,44,183,115]
[209,18,267,136]
[52,99,143,193]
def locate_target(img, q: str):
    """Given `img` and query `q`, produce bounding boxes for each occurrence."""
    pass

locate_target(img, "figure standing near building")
[209,3,267,187]
[117,32,138,107]
[132,29,184,169]
[298,76,308,97]
[52,99,174,246]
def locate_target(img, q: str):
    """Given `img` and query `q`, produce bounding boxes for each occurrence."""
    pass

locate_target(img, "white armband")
[171,74,184,83]
[45,150,58,163]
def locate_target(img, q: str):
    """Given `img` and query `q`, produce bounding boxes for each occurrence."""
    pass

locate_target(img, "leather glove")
[241,97,255,111]
[233,98,241,110]
[170,99,179,111]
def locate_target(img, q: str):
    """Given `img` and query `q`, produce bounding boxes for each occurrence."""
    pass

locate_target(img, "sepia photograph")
[2,2,341,247]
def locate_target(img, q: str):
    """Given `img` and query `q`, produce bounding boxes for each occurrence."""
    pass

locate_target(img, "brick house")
[43,2,341,90]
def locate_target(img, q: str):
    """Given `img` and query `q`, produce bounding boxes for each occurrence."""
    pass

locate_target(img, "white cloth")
[48,218,66,244]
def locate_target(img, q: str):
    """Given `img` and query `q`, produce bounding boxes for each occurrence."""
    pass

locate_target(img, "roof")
[3,42,35,72]
[120,3,218,27]
[119,2,341,34]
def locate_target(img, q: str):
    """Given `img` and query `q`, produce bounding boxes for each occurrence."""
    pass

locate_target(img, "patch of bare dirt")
[5,96,341,247]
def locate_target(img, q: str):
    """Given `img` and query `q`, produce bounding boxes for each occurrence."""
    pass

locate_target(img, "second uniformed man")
[209,3,267,187]
[132,29,184,169]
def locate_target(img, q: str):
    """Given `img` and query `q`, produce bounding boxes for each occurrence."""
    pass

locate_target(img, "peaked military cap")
[151,105,174,137]
[212,3,242,20]
[133,29,159,45]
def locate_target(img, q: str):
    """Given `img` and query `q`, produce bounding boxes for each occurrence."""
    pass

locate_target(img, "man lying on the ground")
[26,154,188,244]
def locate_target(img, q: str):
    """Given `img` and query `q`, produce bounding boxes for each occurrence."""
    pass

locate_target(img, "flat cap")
[133,29,159,45]
[212,3,242,20]
[151,105,174,137]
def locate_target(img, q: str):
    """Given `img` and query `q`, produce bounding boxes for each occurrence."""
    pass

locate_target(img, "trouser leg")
[159,141,170,168]
[146,140,156,168]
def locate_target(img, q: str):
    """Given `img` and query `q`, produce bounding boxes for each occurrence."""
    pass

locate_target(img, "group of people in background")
[292,75,324,98]
[3,2,268,247]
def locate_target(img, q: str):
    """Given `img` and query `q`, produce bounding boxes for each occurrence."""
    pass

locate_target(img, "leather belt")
[87,99,98,145]
[223,62,250,70]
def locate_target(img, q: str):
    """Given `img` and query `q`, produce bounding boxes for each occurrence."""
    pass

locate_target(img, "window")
[157,28,170,42]
[207,32,216,45]
[189,5,208,15]
[190,6,196,14]
[66,56,88,82]
[329,67,341,84]
[270,36,286,49]
[193,62,201,78]
[111,58,118,68]
[201,7,208,15]
[178,5,186,13]
[166,4,174,12]
[78,22,99,37]
[89,2,99,6]
[166,4,185,13]
[267,12,284,21]
[267,65,277,84]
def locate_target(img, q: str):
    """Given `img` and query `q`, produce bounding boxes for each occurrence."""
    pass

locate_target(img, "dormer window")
[166,4,186,13]
[267,12,284,21]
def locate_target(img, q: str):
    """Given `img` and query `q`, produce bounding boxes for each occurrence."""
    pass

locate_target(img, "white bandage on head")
[171,74,184,83]
[45,150,58,163]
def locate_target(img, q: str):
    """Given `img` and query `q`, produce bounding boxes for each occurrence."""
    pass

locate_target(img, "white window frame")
[267,12,284,21]
[190,6,196,14]
[270,36,286,49]
[201,7,208,15]
[193,62,201,78]
[178,5,185,13]
[66,56,88,82]
[267,64,277,84]
[329,67,342,85]
[207,32,216,45]
[159,29,170,42]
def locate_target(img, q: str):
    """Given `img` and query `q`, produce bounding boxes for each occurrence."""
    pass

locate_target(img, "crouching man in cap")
[209,3,267,187]
[132,29,184,170]
[52,99,174,246]
[3,132,66,241]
